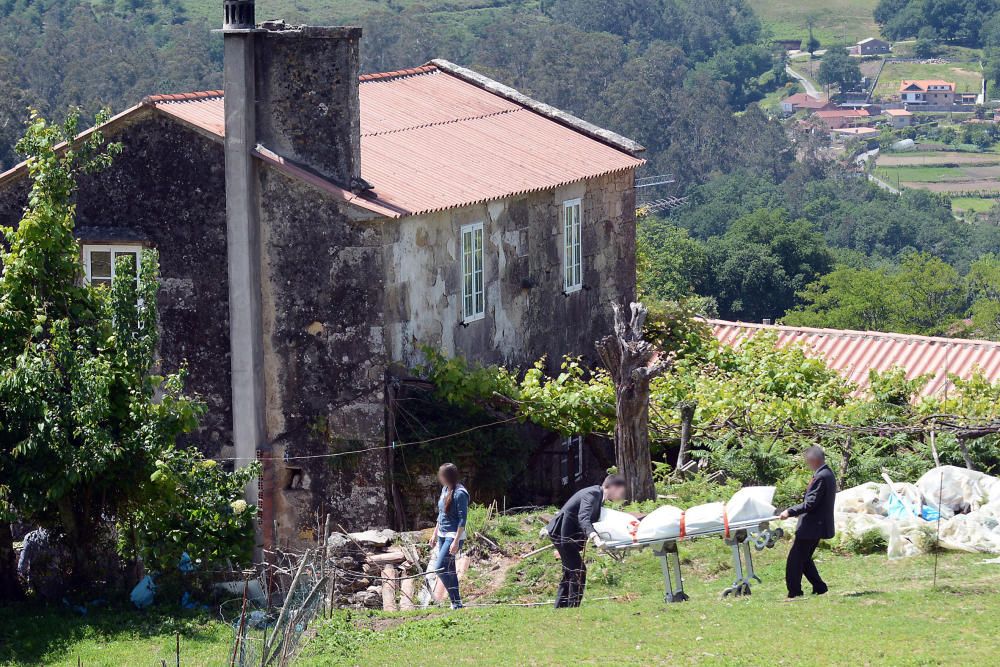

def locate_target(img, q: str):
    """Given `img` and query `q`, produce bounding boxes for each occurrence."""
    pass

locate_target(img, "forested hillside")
[0,0,789,184]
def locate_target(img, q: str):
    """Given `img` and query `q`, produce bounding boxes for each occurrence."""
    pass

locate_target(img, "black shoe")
[787,592,804,599]
[812,586,828,595]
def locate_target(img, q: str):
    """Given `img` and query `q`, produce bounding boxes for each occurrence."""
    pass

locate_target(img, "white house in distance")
[884,108,914,128]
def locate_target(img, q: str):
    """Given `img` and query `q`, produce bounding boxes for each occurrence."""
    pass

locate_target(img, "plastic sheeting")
[832,466,1000,558]
[594,487,777,546]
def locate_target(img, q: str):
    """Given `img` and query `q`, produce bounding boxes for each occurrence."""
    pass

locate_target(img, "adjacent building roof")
[709,319,1000,398]
[858,37,888,45]
[0,61,644,220]
[900,80,955,92]
[884,108,913,116]
[832,127,880,136]
[814,109,870,119]
[782,93,832,109]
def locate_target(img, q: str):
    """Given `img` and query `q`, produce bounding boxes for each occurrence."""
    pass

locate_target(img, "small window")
[460,222,485,322]
[563,199,582,292]
[83,244,142,288]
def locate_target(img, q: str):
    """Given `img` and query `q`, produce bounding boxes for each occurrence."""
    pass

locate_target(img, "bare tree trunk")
[0,521,22,601]
[676,401,696,479]
[596,302,672,502]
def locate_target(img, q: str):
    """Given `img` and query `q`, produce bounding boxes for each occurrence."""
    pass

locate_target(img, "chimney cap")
[223,0,255,30]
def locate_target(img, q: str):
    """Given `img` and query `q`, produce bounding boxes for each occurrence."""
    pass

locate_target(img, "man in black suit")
[546,474,628,607]
[780,446,836,598]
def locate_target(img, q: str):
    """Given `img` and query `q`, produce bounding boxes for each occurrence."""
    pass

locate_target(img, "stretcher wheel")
[773,528,784,539]
[753,534,768,551]
[741,583,752,596]
[721,587,733,598]
[665,592,689,603]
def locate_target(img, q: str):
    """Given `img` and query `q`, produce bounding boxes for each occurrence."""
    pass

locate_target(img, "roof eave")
[428,58,646,157]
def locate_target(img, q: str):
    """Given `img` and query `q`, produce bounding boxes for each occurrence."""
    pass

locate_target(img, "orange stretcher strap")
[679,511,686,539]
[723,505,730,538]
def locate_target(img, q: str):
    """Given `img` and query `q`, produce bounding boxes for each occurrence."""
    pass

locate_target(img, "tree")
[784,253,965,334]
[0,111,203,597]
[817,48,862,93]
[596,302,672,501]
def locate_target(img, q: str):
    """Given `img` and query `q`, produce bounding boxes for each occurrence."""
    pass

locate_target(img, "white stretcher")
[592,487,783,602]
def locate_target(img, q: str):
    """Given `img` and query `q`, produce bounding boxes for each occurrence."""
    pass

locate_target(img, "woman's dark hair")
[439,463,460,512]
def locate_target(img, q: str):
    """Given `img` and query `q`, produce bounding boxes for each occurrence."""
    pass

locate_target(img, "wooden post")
[596,302,672,501]
[399,569,416,610]
[381,565,398,611]
[676,401,695,479]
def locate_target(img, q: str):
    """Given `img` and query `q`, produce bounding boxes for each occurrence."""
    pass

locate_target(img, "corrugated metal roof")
[148,65,644,217]
[709,319,1000,398]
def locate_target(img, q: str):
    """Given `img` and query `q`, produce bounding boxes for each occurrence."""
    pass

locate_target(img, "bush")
[835,527,887,555]
[121,447,260,579]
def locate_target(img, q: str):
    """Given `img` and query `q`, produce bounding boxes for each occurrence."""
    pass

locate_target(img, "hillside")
[748,0,880,46]
[175,0,527,24]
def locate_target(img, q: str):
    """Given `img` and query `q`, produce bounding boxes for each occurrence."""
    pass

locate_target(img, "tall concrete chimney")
[221,0,266,511]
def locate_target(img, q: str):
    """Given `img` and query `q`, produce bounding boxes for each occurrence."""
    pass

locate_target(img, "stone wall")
[257,166,391,542]
[384,169,637,371]
[0,112,234,457]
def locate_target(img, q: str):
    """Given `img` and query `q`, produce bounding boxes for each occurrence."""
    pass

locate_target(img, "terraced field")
[874,148,1000,215]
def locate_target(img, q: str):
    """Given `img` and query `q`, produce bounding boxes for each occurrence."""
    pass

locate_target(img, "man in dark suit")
[780,446,836,598]
[546,474,627,607]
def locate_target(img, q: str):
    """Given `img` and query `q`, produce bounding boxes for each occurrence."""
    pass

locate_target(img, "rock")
[348,529,397,548]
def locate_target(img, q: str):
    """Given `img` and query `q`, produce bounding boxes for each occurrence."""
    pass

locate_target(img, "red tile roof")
[814,109,870,118]
[709,319,1000,398]
[149,62,644,218]
[782,93,831,109]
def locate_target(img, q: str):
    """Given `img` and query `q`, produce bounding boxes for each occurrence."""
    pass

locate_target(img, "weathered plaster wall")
[257,166,390,542]
[385,169,637,370]
[0,113,233,456]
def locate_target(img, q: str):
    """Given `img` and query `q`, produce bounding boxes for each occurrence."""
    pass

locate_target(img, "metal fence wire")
[223,550,328,667]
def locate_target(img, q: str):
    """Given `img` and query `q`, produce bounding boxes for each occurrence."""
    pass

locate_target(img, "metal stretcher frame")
[596,517,783,602]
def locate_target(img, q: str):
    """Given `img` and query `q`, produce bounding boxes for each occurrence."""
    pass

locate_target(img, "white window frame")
[82,244,144,288]
[460,222,485,323]
[563,198,582,293]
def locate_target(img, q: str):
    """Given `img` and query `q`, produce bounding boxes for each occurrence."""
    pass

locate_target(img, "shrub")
[835,527,887,555]
[122,447,260,579]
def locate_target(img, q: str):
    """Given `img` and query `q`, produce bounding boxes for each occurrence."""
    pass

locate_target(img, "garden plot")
[877,151,1000,167]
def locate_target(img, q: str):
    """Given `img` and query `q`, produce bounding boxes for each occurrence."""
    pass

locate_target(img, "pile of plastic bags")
[830,466,1000,558]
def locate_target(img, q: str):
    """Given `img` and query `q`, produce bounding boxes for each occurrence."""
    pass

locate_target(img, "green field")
[748,0,879,46]
[873,61,983,102]
[301,542,1000,666]
[952,196,998,214]
[0,605,230,666]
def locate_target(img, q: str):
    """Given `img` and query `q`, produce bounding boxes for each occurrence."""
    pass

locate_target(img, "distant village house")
[899,80,955,106]
[854,37,891,56]
[883,108,914,128]
[812,108,871,129]
[780,92,834,115]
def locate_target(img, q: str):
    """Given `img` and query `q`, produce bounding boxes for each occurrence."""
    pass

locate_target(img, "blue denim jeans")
[430,536,463,607]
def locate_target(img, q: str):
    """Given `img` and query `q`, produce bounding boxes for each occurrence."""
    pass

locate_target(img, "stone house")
[0,7,642,546]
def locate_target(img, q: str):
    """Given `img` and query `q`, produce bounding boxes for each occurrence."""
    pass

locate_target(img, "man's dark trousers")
[553,539,586,607]
[785,537,827,597]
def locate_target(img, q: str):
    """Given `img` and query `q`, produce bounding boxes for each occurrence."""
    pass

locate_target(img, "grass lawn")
[951,196,998,214]
[0,605,231,666]
[299,538,1000,666]
[748,0,878,46]
[874,61,983,102]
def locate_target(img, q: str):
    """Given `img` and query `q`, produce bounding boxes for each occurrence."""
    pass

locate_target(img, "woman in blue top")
[428,462,469,609]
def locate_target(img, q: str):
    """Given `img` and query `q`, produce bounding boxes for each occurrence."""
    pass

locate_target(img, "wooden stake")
[381,565,398,611]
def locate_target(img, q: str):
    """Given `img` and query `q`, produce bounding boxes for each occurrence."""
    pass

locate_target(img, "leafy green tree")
[0,111,203,596]
[704,209,833,321]
[966,254,1000,339]
[817,48,862,93]
[638,218,710,301]
[785,252,965,334]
